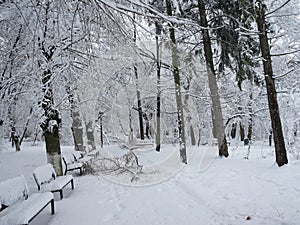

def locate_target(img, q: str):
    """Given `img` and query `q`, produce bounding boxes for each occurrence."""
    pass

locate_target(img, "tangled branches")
[93,150,143,182]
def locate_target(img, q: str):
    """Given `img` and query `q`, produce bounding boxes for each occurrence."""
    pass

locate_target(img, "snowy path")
[1,142,300,225]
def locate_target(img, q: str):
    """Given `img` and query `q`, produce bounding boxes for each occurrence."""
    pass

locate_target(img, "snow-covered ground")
[1,141,300,225]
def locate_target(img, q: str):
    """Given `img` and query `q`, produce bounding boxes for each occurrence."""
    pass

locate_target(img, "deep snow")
[1,141,300,225]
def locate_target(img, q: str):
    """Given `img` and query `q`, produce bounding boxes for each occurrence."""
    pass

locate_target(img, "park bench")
[62,153,84,175]
[73,151,92,164]
[0,175,54,225]
[33,164,74,200]
[136,139,154,147]
[85,145,100,158]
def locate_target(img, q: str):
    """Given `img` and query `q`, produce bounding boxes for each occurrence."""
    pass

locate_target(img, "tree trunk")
[39,1,63,176]
[255,1,288,166]
[44,128,61,173]
[184,86,196,146]
[155,21,161,152]
[71,111,84,151]
[67,87,84,152]
[86,120,96,150]
[247,93,253,141]
[11,126,20,151]
[231,123,237,139]
[240,122,245,141]
[190,125,196,146]
[40,71,63,176]
[40,101,63,176]
[198,0,228,157]
[134,65,145,140]
[166,0,187,163]
[133,14,145,141]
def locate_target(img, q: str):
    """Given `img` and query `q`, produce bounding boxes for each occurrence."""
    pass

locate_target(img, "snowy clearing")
[1,141,300,225]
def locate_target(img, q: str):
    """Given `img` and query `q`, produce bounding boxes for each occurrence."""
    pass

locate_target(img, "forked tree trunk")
[198,0,228,157]
[255,1,288,166]
[166,0,187,163]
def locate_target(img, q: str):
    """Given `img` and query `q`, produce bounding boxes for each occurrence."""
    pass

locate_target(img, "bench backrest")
[33,164,56,191]
[73,151,83,161]
[0,175,29,210]
[136,139,154,145]
[62,153,76,165]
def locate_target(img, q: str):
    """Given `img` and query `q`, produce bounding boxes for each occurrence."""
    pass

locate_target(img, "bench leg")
[51,199,55,215]
[80,167,83,175]
[71,179,74,190]
[60,190,63,200]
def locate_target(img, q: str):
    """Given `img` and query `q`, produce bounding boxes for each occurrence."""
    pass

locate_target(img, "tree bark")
[198,0,228,157]
[155,21,161,152]
[155,22,161,152]
[240,122,245,141]
[134,65,145,140]
[38,1,63,175]
[166,0,187,163]
[71,111,84,151]
[86,120,96,150]
[133,14,145,141]
[40,103,63,176]
[255,1,288,166]
[247,93,253,141]
[67,87,84,152]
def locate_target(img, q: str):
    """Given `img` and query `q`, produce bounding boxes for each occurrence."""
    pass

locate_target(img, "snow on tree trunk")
[134,65,145,140]
[198,1,228,157]
[184,85,196,146]
[67,87,84,152]
[40,100,63,176]
[255,1,288,167]
[166,0,187,164]
[71,111,84,151]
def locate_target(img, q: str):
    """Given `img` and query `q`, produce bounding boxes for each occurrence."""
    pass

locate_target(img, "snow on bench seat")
[0,175,54,225]
[33,164,74,200]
